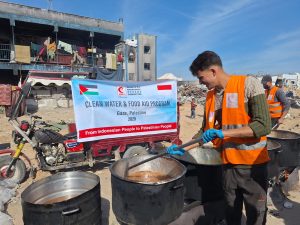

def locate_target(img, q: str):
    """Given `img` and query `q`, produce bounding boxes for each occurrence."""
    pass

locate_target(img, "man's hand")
[166,144,185,156]
[202,129,224,143]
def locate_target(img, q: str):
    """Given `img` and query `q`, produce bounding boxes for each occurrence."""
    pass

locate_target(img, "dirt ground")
[1,103,300,225]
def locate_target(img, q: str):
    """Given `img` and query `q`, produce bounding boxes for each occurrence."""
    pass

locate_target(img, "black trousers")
[223,164,268,225]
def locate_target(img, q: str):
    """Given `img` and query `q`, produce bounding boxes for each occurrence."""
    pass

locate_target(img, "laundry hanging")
[15,45,30,64]
[57,40,73,54]
[30,42,43,57]
[105,53,117,70]
[47,42,57,60]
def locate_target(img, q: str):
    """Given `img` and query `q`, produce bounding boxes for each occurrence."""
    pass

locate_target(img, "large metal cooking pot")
[173,146,222,166]
[267,140,282,179]
[267,130,300,167]
[21,171,101,225]
[174,146,224,203]
[110,155,186,225]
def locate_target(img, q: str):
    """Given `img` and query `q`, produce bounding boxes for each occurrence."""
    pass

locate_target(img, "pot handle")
[62,207,80,216]
[170,183,184,191]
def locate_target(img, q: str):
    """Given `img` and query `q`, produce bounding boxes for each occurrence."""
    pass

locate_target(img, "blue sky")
[6,0,300,80]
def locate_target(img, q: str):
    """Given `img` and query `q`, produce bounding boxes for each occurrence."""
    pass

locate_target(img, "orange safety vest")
[205,76,269,165]
[265,86,283,118]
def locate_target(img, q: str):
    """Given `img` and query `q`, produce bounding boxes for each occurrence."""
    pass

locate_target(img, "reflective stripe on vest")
[221,145,269,165]
[265,86,283,118]
[223,140,267,150]
[204,75,269,165]
[222,124,247,130]
[204,89,222,148]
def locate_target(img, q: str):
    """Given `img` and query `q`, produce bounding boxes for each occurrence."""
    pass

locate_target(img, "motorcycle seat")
[64,132,77,139]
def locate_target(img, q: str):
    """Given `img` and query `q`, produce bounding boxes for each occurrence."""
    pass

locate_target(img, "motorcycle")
[0,82,109,183]
[0,82,182,184]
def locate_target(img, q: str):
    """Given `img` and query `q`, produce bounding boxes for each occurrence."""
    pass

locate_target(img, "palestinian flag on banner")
[79,84,99,95]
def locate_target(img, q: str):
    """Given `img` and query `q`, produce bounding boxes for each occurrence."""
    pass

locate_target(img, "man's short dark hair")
[189,51,222,76]
[261,75,272,84]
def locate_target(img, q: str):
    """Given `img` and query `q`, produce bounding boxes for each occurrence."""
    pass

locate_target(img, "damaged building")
[0,1,157,109]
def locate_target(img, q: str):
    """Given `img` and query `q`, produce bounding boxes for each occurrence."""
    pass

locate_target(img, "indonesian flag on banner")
[157,84,172,90]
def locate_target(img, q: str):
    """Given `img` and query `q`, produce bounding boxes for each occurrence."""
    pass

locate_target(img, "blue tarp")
[95,64,123,81]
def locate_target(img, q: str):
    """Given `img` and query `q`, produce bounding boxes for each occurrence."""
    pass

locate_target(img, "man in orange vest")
[167,51,271,225]
[261,75,290,128]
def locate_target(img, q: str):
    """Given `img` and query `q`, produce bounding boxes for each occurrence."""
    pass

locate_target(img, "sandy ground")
[1,103,300,225]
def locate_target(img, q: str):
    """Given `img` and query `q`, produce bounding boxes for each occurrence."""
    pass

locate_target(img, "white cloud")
[119,0,300,78]
[159,0,260,70]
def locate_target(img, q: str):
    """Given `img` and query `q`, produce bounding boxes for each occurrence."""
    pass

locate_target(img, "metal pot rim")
[21,171,100,204]
[267,139,282,151]
[110,156,187,185]
[173,146,223,166]
[268,130,300,140]
[175,158,223,166]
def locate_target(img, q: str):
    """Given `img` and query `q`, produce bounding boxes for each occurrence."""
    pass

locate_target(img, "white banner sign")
[71,79,177,142]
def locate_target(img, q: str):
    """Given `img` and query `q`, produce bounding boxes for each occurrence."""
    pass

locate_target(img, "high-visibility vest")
[265,86,283,118]
[205,76,269,165]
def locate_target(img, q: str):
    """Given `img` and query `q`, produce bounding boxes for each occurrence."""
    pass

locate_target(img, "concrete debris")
[286,90,300,108]
[178,84,207,105]
[291,99,300,109]
[0,212,13,225]
[0,180,17,225]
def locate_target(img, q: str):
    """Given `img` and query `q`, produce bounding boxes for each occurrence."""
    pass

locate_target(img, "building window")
[129,73,134,81]
[144,46,151,54]
[144,63,150,70]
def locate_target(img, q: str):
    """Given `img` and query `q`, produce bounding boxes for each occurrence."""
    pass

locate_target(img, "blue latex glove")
[166,144,185,156]
[202,129,224,143]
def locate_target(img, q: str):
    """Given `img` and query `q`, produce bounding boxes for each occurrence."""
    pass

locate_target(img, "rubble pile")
[178,84,207,105]
[0,180,17,225]
[286,91,300,109]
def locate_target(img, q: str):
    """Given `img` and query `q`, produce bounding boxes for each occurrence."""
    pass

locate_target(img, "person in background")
[275,78,283,88]
[261,75,290,128]
[167,51,271,225]
[191,98,197,119]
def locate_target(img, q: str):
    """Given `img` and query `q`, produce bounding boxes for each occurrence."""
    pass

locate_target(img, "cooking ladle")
[122,136,204,178]
[272,123,279,130]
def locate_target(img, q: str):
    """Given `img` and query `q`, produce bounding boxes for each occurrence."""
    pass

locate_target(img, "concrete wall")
[27,85,73,109]
[117,34,156,82]
[128,62,137,81]
[137,34,157,81]
[0,1,123,34]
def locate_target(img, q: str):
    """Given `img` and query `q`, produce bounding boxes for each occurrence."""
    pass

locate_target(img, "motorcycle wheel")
[0,155,26,184]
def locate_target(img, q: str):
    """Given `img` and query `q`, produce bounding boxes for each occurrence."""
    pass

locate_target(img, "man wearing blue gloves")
[167,51,271,225]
